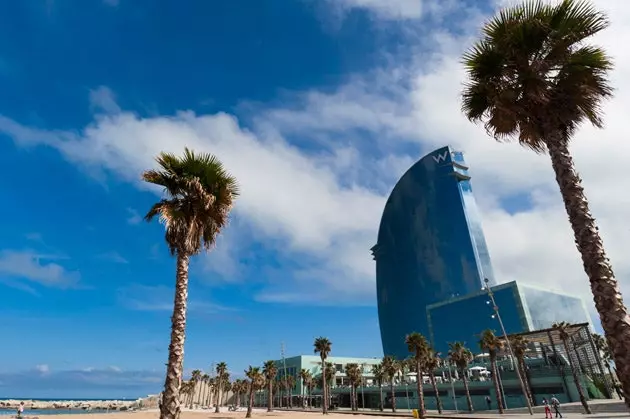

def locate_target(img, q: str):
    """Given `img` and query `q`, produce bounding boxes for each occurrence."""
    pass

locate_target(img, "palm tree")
[382,356,399,413]
[313,337,332,414]
[190,370,202,407]
[204,376,214,407]
[284,375,295,408]
[344,363,361,411]
[263,360,277,412]
[371,363,385,412]
[448,342,474,412]
[553,322,591,413]
[214,362,228,412]
[479,330,505,413]
[461,0,630,402]
[307,375,315,409]
[232,379,243,408]
[200,374,209,407]
[143,149,239,419]
[424,350,444,414]
[245,366,264,418]
[593,333,616,389]
[222,379,232,406]
[300,369,312,409]
[510,335,534,405]
[406,332,429,418]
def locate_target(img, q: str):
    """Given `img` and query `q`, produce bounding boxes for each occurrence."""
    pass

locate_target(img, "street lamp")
[484,278,533,415]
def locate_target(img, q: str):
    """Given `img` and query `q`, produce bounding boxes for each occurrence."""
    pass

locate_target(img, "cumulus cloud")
[1,0,629,324]
[0,249,80,290]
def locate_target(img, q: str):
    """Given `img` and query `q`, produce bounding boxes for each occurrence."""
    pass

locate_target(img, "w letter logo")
[432,151,449,163]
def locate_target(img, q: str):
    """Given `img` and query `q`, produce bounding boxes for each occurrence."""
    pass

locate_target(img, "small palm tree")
[344,363,361,411]
[214,362,228,412]
[448,342,474,412]
[143,149,239,419]
[371,363,385,412]
[263,360,277,412]
[314,337,332,414]
[592,333,616,389]
[461,0,630,402]
[405,332,429,419]
[382,356,399,413]
[200,374,209,407]
[479,330,505,413]
[190,370,201,407]
[553,322,591,413]
[300,369,312,409]
[510,335,534,405]
[284,375,296,408]
[424,350,444,414]
[245,367,264,418]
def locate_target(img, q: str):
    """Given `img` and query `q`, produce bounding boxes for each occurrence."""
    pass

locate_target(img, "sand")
[38,410,399,419]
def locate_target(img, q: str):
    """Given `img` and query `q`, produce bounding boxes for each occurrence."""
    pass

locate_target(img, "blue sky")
[1,0,629,400]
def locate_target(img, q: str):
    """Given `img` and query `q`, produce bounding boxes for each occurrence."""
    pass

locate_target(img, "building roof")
[496,322,590,346]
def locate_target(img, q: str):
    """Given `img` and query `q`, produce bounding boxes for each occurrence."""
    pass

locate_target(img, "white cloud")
[35,364,50,374]
[1,0,629,321]
[126,208,142,225]
[117,284,233,314]
[328,0,423,19]
[89,86,121,115]
[0,249,80,289]
[96,251,129,264]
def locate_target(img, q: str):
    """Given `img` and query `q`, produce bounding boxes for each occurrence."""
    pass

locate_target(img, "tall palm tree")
[510,335,534,405]
[284,375,295,408]
[553,322,591,413]
[406,332,429,419]
[593,333,616,387]
[143,149,239,419]
[371,363,385,412]
[448,342,474,412]
[424,350,444,414]
[382,356,399,413]
[222,379,232,406]
[245,367,264,419]
[205,377,214,407]
[300,369,312,409]
[232,379,244,408]
[263,360,277,412]
[307,375,315,409]
[461,0,630,402]
[214,362,228,413]
[314,337,332,414]
[479,330,505,413]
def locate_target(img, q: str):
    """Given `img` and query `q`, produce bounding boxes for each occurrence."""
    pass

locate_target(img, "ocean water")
[0,409,112,416]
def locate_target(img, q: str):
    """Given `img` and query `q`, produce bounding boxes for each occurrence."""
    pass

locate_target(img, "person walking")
[542,398,552,419]
[550,395,562,418]
[17,402,24,419]
[485,396,491,410]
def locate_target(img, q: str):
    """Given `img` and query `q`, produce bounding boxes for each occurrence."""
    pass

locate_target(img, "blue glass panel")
[518,284,592,330]
[428,283,529,355]
[374,146,496,359]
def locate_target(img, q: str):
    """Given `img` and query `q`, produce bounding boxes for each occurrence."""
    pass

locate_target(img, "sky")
[0,0,629,400]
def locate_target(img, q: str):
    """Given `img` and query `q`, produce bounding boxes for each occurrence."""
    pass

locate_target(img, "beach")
[9,411,398,419]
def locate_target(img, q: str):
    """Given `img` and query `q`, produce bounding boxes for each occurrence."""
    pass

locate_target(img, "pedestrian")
[550,395,562,418]
[17,402,24,419]
[542,398,552,419]
[485,395,491,410]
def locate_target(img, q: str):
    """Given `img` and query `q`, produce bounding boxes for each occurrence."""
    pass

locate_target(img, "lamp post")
[484,278,533,415]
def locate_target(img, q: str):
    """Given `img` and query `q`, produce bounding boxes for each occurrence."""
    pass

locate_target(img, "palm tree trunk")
[519,359,534,405]
[159,253,190,419]
[214,385,221,413]
[429,373,443,414]
[416,360,426,419]
[245,386,254,419]
[561,339,591,414]
[379,383,384,411]
[321,360,328,415]
[267,381,273,412]
[490,359,504,413]
[390,380,396,412]
[461,370,474,412]
[547,132,630,409]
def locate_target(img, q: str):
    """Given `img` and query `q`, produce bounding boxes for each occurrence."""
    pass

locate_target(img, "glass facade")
[427,282,529,354]
[373,146,496,359]
[517,283,592,330]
